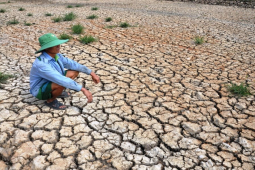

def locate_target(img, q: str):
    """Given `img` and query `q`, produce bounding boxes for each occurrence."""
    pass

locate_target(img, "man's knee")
[51,83,65,91]
[66,70,79,79]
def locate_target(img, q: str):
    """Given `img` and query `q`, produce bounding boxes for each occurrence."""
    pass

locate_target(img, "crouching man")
[30,33,100,110]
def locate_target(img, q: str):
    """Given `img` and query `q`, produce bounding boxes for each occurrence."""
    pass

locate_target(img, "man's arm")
[59,54,92,75]
[35,62,82,91]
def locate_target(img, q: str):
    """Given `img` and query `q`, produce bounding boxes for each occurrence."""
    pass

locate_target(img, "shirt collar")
[42,51,59,61]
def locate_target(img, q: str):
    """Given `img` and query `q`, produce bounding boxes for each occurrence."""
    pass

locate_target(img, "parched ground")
[0,0,255,169]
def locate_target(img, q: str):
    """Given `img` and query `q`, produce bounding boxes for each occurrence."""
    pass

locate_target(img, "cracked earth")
[0,0,255,169]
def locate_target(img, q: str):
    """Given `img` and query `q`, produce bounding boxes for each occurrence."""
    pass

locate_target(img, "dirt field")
[0,0,255,169]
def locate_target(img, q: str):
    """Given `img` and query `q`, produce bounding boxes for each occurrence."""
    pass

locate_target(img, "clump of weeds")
[63,12,77,21]
[72,23,84,34]
[87,14,98,19]
[59,33,72,40]
[91,7,98,10]
[105,17,112,22]
[79,35,97,44]
[226,82,251,97]
[194,36,204,45]
[7,17,19,25]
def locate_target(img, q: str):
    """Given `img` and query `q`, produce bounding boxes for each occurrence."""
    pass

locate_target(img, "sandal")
[45,99,67,110]
[57,91,70,98]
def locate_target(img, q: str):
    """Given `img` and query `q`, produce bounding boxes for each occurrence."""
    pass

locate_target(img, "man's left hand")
[91,72,100,84]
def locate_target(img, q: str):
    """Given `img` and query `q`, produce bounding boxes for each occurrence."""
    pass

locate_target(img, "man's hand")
[90,72,100,84]
[81,87,93,103]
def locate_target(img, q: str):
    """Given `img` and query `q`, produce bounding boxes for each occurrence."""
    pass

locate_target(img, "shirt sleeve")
[34,61,82,91]
[59,54,92,75]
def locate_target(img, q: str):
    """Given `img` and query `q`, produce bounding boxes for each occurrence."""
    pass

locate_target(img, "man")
[30,33,100,110]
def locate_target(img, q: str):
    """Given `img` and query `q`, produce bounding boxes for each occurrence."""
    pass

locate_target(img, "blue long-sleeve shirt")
[30,52,92,97]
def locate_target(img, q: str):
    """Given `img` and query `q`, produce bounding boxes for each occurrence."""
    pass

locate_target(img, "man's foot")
[57,91,71,98]
[45,99,67,110]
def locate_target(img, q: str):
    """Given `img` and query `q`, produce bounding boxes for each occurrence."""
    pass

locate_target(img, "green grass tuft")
[105,17,112,22]
[0,9,6,13]
[7,17,19,25]
[194,36,204,45]
[0,72,15,84]
[119,22,130,28]
[18,7,25,11]
[75,4,83,7]
[227,82,251,97]
[24,21,32,26]
[67,5,73,8]
[59,33,72,40]
[63,12,77,21]
[91,7,98,10]
[45,13,53,16]
[87,14,98,19]
[79,35,97,44]
[105,25,117,29]
[72,23,84,34]
[27,13,33,16]
[52,16,62,23]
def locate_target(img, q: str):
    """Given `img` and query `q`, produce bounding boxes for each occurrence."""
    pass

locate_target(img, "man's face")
[45,45,60,54]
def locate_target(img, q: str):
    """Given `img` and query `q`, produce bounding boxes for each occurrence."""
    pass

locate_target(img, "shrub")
[59,33,72,40]
[194,36,204,45]
[105,17,112,22]
[45,13,53,16]
[72,24,84,34]
[27,13,33,16]
[0,72,14,84]
[75,4,83,7]
[7,17,19,25]
[52,16,62,23]
[0,9,6,13]
[18,7,25,11]
[91,7,98,10]
[79,35,96,44]
[63,12,77,21]
[227,82,251,97]
[119,22,130,28]
[24,21,32,26]
[87,14,98,19]
[67,5,73,8]
[105,25,117,29]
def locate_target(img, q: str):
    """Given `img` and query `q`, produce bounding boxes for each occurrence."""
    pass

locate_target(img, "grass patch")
[91,7,98,10]
[194,36,204,45]
[67,5,73,8]
[72,23,84,34]
[105,25,117,29]
[87,14,98,19]
[52,16,62,23]
[24,21,32,26]
[119,22,130,28]
[79,35,97,44]
[105,17,112,22]
[45,13,53,16]
[0,9,6,13]
[7,17,19,25]
[227,82,251,97]
[27,13,33,16]
[63,12,77,21]
[18,7,25,11]
[0,72,15,88]
[75,4,83,7]
[59,33,72,40]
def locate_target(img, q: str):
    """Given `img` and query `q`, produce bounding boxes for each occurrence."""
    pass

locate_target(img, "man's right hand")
[81,87,93,103]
